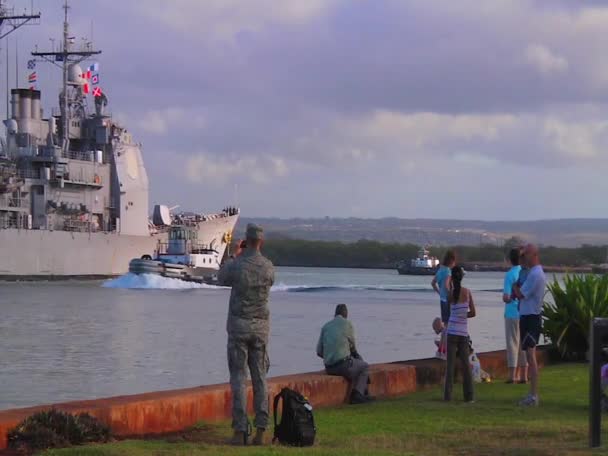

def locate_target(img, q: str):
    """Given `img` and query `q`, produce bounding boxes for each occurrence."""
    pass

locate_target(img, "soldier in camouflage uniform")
[218,223,275,446]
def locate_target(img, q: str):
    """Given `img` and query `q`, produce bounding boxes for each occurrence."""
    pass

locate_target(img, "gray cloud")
[10,0,608,218]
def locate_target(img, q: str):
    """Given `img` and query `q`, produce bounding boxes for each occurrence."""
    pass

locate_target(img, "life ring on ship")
[223,231,233,244]
[94,174,101,184]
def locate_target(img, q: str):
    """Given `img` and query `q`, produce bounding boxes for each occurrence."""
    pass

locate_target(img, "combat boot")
[349,390,368,404]
[252,428,267,445]
[230,430,248,446]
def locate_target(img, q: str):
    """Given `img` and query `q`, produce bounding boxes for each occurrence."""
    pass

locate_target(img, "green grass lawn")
[41,364,605,456]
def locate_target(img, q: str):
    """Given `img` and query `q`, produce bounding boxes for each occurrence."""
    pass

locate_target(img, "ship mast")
[31,0,100,153]
[0,0,40,40]
[0,0,40,120]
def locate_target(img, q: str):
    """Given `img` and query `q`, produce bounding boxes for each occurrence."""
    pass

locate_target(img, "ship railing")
[0,194,28,208]
[61,150,101,162]
[15,168,41,179]
[51,107,114,119]
[63,219,98,232]
[0,217,19,229]
[156,241,216,255]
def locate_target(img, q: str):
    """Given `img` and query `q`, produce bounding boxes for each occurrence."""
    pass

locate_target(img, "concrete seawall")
[0,348,549,449]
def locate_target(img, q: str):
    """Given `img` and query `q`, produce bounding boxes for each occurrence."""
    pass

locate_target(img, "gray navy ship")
[0,1,239,279]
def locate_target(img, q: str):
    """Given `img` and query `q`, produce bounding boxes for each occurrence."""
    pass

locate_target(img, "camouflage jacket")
[218,249,275,338]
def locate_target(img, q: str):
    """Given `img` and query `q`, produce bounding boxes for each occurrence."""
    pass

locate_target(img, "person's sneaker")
[230,430,248,446]
[519,394,539,407]
[252,428,266,446]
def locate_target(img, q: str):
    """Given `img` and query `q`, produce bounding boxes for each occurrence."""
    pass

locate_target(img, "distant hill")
[234,217,608,248]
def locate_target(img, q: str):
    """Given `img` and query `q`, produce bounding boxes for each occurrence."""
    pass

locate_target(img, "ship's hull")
[0,229,158,278]
[0,214,239,278]
[193,213,239,262]
[397,266,437,276]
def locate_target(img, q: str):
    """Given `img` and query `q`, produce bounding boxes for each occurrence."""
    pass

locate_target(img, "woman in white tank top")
[444,265,477,402]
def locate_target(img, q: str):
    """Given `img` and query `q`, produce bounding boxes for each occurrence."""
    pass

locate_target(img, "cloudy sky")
[5,0,608,219]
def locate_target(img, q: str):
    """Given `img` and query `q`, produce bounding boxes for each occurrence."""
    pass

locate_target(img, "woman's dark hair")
[442,250,456,267]
[509,248,520,266]
[451,265,464,302]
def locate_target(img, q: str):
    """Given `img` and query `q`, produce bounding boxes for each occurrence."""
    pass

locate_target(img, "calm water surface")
[0,267,558,409]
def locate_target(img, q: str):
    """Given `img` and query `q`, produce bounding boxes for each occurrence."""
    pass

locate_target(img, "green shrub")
[7,409,111,452]
[543,274,608,360]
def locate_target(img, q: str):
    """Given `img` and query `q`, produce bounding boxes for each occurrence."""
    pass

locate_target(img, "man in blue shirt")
[503,248,527,384]
[513,244,546,406]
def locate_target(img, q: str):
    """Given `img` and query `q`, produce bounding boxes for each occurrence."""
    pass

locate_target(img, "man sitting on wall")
[316,304,374,404]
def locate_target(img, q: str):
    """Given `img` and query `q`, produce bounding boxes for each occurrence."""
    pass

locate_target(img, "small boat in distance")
[396,247,439,276]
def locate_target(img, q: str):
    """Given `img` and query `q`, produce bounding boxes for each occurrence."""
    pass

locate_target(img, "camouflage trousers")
[227,332,270,432]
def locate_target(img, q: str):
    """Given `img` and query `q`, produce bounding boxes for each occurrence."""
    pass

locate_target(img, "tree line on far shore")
[249,237,608,269]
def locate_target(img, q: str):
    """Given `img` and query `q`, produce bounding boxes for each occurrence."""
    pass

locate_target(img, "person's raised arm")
[217,258,235,286]
[467,290,476,318]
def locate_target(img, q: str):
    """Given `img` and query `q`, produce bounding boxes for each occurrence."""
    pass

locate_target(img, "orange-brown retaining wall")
[0,363,416,449]
[0,348,550,449]
[406,348,551,387]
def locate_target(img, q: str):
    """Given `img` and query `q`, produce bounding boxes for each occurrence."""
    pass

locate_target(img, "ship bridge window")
[170,229,186,240]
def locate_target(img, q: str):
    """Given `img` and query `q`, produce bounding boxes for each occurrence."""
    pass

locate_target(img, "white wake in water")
[269,282,430,293]
[102,276,431,292]
[102,273,224,290]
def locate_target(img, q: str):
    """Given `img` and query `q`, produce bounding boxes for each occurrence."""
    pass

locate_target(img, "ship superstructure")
[0,2,239,278]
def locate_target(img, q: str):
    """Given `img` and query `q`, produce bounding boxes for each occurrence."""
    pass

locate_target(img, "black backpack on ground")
[272,387,316,446]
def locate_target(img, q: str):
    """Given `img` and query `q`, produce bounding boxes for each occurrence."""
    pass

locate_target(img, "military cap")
[246,223,264,240]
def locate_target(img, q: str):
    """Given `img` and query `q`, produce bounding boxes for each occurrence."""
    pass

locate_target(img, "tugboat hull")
[397,266,438,276]
[129,258,219,284]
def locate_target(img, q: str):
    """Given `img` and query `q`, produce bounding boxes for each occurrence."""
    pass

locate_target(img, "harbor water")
[0,267,554,410]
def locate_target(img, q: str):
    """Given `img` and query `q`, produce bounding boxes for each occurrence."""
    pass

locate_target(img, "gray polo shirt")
[519,265,546,316]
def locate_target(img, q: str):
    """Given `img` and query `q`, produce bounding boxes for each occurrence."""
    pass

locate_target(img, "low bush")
[7,409,111,452]
[543,274,608,360]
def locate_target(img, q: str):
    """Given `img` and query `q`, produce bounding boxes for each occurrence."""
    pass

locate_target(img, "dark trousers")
[444,334,474,402]
[326,357,369,395]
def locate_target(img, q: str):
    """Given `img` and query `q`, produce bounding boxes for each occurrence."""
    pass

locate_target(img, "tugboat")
[128,206,237,283]
[396,247,439,276]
